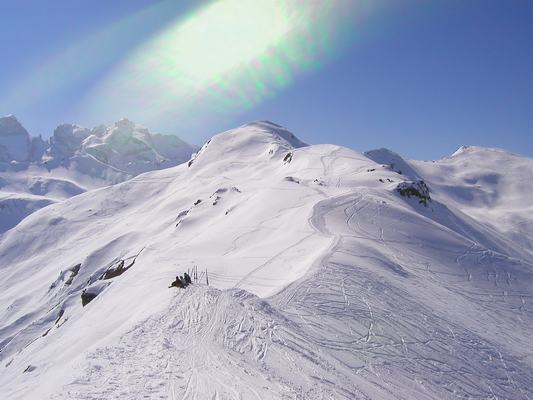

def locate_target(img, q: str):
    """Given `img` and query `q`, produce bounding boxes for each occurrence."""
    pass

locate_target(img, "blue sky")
[1,0,531,160]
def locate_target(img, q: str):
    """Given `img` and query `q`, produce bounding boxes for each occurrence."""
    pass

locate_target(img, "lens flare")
[80,0,380,133]
[1,0,383,135]
[157,0,291,83]
[0,0,200,115]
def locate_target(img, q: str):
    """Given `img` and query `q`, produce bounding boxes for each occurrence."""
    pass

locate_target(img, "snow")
[0,122,532,399]
[364,148,420,179]
[0,192,55,232]
[410,146,533,255]
[0,115,196,233]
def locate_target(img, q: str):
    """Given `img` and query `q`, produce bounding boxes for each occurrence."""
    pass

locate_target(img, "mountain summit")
[186,120,307,170]
[0,115,33,162]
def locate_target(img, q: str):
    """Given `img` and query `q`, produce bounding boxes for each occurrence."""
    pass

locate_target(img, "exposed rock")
[396,180,431,206]
[0,115,30,162]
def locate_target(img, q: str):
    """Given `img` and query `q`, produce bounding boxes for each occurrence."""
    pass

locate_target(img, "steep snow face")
[0,194,56,233]
[49,124,92,157]
[364,148,421,179]
[0,116,197,233]
[411,146,533,254]
[0,115,30,162]
[0,177,84,232]
[0,124,532,399]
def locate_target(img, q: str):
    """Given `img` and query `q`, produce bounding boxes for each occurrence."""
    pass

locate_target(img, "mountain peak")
[244,120,283,128]
[364,147,420,179]
[0,114,29,137]
[51,123,91,154]
[450,145,519,159]
[114,118,135,131]
[185,121,306,170]
[239,120,307,149]
[0,115,31,162]
[1,114,18,121]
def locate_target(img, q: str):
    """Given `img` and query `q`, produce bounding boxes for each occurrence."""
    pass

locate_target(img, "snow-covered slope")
[0,115,196,233]
[410,146,533,255]
[0,122,532,399]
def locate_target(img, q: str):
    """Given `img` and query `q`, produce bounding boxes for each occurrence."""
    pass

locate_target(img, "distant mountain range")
[0,115,196,232]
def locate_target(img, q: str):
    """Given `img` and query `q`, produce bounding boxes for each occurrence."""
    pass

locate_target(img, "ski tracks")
[271,190,533,399]
[53,286,349,399]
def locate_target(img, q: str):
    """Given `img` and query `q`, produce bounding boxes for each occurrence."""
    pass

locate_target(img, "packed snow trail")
[53,286,370,400]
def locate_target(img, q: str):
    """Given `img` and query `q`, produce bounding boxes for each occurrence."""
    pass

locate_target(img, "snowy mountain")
[0,121,532,399]
[0,115,44,163]
[411,146,533,256]
[0,115,196,233]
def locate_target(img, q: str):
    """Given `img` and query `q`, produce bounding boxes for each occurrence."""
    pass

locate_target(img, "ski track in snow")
[54,286,364,400]
[274,191,533,399]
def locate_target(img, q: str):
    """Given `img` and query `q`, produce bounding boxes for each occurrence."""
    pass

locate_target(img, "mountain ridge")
[0,115,197,233]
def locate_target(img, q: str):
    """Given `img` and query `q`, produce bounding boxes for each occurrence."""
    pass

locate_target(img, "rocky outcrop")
[0,115,31,162]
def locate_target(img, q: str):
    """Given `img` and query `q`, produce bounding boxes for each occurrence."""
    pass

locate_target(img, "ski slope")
[1,121,532,399]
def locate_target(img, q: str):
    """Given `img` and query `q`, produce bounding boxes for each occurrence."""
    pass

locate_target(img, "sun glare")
[79,0,376,131]
[155,0,291,84]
